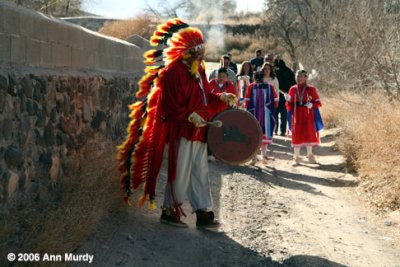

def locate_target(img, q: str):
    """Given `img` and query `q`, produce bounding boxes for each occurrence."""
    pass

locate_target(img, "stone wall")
[0,67,139,205]
[0,2,145,208]
[61,16,119,32]
[0,1,144,73]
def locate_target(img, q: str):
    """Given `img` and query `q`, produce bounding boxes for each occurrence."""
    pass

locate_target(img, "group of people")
[118,19,323,229]
[207,49,323,166]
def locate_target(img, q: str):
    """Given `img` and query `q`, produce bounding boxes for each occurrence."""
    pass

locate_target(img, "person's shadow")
[72,158,348,267]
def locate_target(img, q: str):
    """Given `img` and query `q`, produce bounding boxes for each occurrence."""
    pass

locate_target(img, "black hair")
[218,67,228,74]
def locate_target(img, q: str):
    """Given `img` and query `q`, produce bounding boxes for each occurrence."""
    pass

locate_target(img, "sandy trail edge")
[74,129,400,267]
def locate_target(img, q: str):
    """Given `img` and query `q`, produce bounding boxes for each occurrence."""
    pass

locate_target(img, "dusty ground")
[75,129,400,267]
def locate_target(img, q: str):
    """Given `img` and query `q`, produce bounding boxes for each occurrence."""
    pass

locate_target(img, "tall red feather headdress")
[117,18,204,208]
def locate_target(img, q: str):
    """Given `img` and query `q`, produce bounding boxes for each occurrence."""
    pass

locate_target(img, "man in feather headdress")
[117,19,237,229]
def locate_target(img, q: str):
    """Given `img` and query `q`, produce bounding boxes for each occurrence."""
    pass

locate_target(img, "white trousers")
[163,138,213,212]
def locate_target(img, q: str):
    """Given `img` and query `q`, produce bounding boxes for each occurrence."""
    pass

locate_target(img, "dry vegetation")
[8,5,395,253]
[95,0,400,214]
[99,14,158,40]
[206,32,279,63]
[0,140,122,265]
[264,0,400,212]
[321,92,400,211]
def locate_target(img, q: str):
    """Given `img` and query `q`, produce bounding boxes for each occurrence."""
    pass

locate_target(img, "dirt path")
[75,129,400,267]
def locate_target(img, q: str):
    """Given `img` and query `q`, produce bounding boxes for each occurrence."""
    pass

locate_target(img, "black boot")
[160,207,188,228]
[196,210,220,229]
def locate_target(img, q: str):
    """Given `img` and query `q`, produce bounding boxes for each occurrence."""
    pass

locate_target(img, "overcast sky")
[82,0,265,19]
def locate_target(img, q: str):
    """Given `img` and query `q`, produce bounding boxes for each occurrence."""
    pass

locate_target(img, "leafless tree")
[9,0,83,16]
[144,0,236,24]
[266,0,400,98]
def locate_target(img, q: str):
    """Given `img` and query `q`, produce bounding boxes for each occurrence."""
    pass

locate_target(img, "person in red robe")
[285,69,322,166]
[117,19,237,229]
[208,67,238,118]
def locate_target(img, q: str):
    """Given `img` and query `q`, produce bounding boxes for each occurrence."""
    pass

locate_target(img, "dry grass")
[322,91,400,211]
[0,139,121,265]
[205,32,279,63]
[99,14,158,40]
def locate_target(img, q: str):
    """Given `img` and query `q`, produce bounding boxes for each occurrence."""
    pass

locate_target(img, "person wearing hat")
[117,19,237,228]
[285,69,323,166]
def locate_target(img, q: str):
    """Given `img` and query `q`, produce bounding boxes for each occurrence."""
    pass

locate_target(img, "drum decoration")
[207,109,262,164]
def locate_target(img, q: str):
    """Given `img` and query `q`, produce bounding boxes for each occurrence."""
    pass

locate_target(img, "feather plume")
[117,100,147,204]
[130,87,167,203]
[137,73,157,98]
[150,18,189,46]
[144,49,163,60]
[118,18,204,207]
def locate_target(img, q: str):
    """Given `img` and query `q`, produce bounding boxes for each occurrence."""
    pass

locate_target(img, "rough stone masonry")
[0,1,145,212]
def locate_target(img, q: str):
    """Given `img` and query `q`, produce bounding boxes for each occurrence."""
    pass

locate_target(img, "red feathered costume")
[117,19,227,227]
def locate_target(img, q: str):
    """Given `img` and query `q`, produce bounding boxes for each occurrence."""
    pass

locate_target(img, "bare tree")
[266,0,400,98]
[9,0,83,16]
[265,0,312,71]
[144,0,236,24]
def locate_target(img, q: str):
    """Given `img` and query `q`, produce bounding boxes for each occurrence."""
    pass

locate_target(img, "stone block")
[90,110,107,130]
[21,76,34,98]
[127,35,150,50]
[47,22,69,45]
[40,42,52,67]
[7,171,19,197]
[0,3,4,32]
[127,46,142,59]
[96,53,107,71]
[26,38,41,67]
[82,102,91,122]
[0,73,8,91]
[11,35,26,64]
[5,145,23,168]
[83,34,97,51]
[96,37,106,53]
[71,48,88,69]
[1,118,13,140]
[51,44,71,67]
[44,122,56,146]
[68,27,85,50]
[110,41,125,57]
[0,34,11,63]
[87,51,97,68]
[115,57,123,72]
[49,153,60,185]
[20,13,47,41]
[130,58,145,73]
[3,5,20,35]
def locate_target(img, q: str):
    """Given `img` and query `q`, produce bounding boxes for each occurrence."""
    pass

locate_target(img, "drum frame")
[207,108,262,165]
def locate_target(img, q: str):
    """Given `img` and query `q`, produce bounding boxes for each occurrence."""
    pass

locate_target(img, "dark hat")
[296,69,308,77]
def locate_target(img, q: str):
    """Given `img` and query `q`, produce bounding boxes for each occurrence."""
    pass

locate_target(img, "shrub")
[322,91,400,211]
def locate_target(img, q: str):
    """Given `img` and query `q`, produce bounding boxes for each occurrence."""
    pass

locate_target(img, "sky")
[82,0,265,19]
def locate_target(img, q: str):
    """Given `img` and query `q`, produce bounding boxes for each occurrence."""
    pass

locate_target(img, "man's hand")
[306,102,313,109]
[188,112,206,127]
[220,92,238,107]
[284,93,291,101]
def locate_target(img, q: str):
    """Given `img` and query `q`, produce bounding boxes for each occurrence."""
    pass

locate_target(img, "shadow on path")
[74,208,347,267]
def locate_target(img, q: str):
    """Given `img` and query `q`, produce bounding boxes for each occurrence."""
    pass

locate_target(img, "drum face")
[207,109,262,165]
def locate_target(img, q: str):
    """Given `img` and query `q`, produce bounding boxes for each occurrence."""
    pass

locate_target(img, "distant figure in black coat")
[274,56,296,135]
